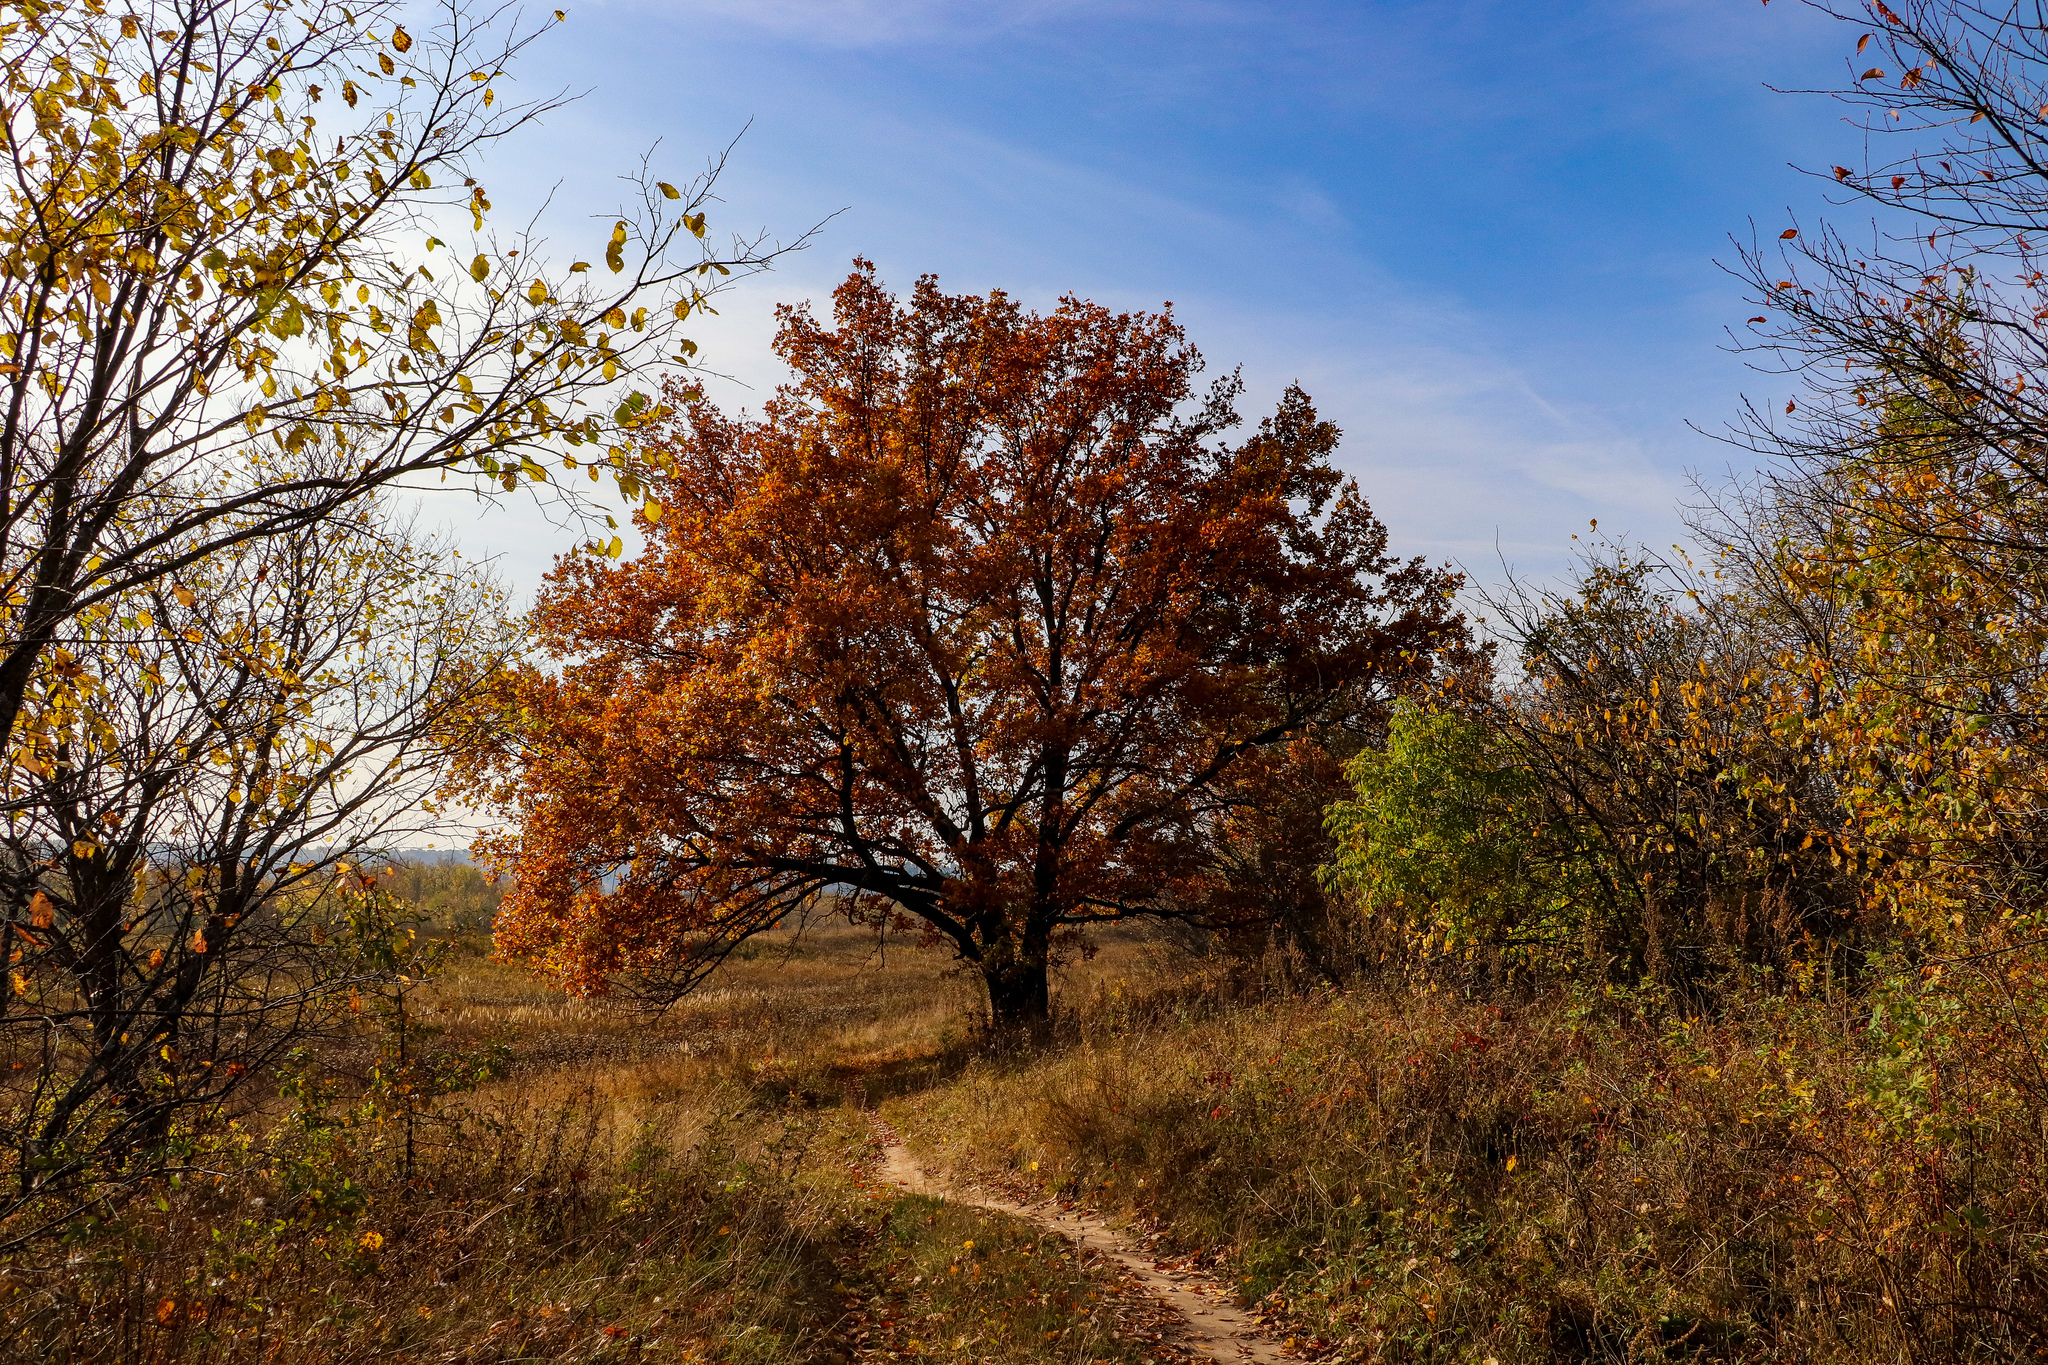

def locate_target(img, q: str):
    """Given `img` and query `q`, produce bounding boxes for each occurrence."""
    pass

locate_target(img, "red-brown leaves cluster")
[465,263,1469,1020]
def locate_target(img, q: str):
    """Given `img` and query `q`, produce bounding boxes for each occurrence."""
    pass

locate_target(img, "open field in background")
[421,920,1205,1103]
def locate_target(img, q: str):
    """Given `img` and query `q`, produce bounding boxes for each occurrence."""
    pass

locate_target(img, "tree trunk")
[979,953,1050,1034]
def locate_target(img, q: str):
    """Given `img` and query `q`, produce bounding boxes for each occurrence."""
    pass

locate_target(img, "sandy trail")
[874,1131,1288,1364]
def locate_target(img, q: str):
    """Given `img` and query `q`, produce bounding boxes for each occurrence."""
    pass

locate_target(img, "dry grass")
[841,1193,1198,1364]
[6,1029,875,1363]
[896,960,2048,1364]
[43,903,2037,1364]
[4,917,1212,1365]
[423,920,1194,1108]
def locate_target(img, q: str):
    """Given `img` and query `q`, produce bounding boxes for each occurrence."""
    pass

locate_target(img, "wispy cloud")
[453,0,1817,599]
[667,0,1138,46]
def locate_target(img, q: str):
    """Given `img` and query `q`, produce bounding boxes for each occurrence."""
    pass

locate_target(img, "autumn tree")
[384,857,505,934]
[462,265,1471,1028]
[1729,0,2048,936]
[0,499,511,1239]
[1189,736,1360,980]
[1488,555,1861,985]
[0,0,799,825]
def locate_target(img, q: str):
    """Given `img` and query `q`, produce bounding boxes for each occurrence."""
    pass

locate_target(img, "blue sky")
[441,0,1865,598]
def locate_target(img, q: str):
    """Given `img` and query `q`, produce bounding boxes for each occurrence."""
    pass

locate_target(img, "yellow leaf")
[29,893,54,929]
[390,25,412,51]
[527,279,549,305]
[174,585,195,607]
[569,261,591,273]
[378,51,394,75]
[470,254,490,282]
[643,499,664,524]
[657,181,680,200]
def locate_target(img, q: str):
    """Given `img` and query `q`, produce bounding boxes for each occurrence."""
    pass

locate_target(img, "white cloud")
[445,1,1729,601]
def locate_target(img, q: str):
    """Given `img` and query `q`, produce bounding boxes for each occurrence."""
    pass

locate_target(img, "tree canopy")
[0,0,798,818]
[461,264,1472,1025]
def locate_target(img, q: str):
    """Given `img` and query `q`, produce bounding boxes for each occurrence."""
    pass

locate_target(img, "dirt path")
[874,1130,1288,1364]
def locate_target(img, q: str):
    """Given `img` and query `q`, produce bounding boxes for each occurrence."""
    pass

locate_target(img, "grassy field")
[891,968,2048,1363]
[16,911,2047,1364]
[6,918,1214,1365]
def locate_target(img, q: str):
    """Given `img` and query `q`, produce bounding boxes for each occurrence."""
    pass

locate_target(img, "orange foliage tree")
[461,266,1470,1026]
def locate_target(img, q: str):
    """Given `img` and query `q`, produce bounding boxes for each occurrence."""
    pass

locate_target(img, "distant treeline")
[381,856,508,935]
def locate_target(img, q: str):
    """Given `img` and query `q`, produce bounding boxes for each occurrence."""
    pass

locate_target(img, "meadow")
[14,899,2044,1365]
[3,917,1212,1364]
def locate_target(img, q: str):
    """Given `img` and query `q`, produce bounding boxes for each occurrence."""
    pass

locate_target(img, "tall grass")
[6,1063,866,1363]
[900,950,2048,1363]
[1,919,1190,1364]
[0,928,898,1364]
